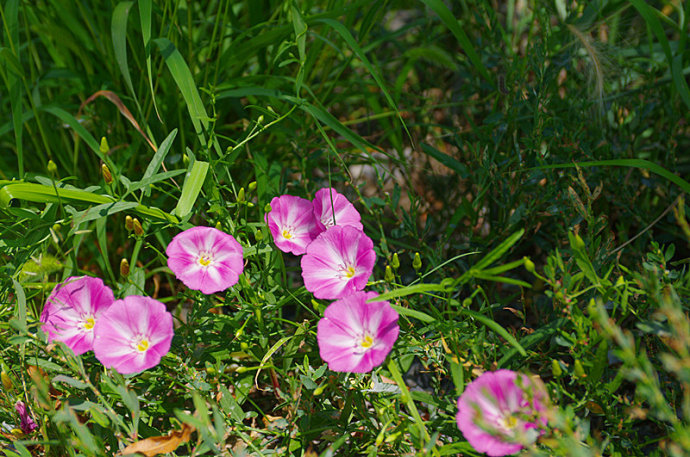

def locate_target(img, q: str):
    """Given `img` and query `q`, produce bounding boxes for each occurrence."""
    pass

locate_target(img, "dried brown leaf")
[120,423,194,457]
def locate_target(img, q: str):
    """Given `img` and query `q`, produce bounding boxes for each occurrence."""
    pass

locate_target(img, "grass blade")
[112,2,139,107]
[473,229,525,271]
[137,0,161,120]
[462,309,527,357]
[421,0,492,83]
[174,160,209,218]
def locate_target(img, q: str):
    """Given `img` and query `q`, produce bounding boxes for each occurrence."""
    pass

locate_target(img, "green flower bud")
[240,342,249,352]
[413,252,422,271]
[384,265,394,282]
[391,253,400,270]
[237,187,245,203]
[523,257,535,274]
[248,181,257,192]
[574,359,586,378]
[255,230,264,242]
[215,222,222,231]
[47,160,58,176]
[264,203,272,213]
[552,359,562,377]
[125,215,134,232]
[99,137,110,155]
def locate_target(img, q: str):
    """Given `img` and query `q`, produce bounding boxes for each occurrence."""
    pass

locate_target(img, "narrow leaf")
[174,160,209,218]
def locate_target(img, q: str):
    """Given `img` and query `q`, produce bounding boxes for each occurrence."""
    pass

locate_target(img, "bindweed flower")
[301,226,376,299]
[317,291,399,373]
[93,296,173,375]
[312,187,363,233]
[15,401,37,434]
[456,370,549,456]
[166,226,244,294]
[264,195,319,255]
[40,276,115,355]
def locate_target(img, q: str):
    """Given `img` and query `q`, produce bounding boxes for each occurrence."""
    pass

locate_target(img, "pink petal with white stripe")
[93,296,173,375]
[166,226,244,294]
[265,195,319,255]
[40,276,115,355]
[300,226,375,299]
[313,188,363,233]
[317,291,399,373]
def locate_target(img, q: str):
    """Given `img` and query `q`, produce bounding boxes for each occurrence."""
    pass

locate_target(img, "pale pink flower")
[456,370,549,456]
[166,226,244,294]
[317,291,399,373]
[93,296,173,375]
[40,276,115,355]
[312,187,363,233]
[264,195,319,255]
[300,226,376,299]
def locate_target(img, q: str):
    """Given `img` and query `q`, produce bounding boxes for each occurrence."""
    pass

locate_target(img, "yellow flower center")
[345,266,356,278]
[360,335,374,348]
[501,415,518,430]
[282,229,292,240]
[137,339,149,352]
[198,254,212,266]
[84,317,95,330]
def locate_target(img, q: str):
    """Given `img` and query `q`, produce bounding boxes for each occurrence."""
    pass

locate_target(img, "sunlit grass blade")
[461,309,527,357]
[0,182,178,223]
[473,229,525,271]
[174,160,209,219]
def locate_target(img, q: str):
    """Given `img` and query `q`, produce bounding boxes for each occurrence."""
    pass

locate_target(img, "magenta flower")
[456,370,549,456]
[317,291,399,373]
[300,226,376,299]
[166,226,244,294]
[93,296,173,375]
[40,276,115,355]
[15,401,37,434]
[265,195,319,255]
[312,187,363,233]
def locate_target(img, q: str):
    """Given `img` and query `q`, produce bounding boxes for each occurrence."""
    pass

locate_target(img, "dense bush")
[1,1,690,456]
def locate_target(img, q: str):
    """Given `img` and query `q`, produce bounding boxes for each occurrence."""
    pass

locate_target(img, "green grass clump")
[2,0,690,455]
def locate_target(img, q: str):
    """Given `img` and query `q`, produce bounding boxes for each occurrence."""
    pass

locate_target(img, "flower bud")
[412,252,422,271]
[120,258,130,277]
[384,265,394,282]
[1,371,12,391]
[237,187,245,203]
[52,223,61,233]
[215,222,222,231]
[523,257,535,274]
[99,136,110,155]
[240,342,249,352]
[101,164,113,185]
[264,203,272,213]
[125,215,133,232]
[257,115,264,124]
[47,160,58,176]
[573,359,586,378]
[132,218,144,236]
[255,230,263,242]
[391,253,400,270]
[248,181,257,192]
[551,359,562,377]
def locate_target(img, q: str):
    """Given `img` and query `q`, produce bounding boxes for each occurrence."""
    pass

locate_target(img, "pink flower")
[15,401,37,434]
[166,226,244,294]
[40,276,115,355]
[265,195,319,255]
[300,226,376,299]
[456,370,549,456]
[317,291,399,373]
[93,296,173,375]
[312,188,363,233]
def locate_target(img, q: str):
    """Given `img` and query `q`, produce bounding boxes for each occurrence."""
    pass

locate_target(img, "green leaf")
[421,143,468,177]
[112,2,137,104]
[420,0,492,83]
[389,304,436,323]
[372,283,448,302]
[154,38,212,150]
[473,229,525,271]
[462,309,527,357]
[174,160,209,218]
